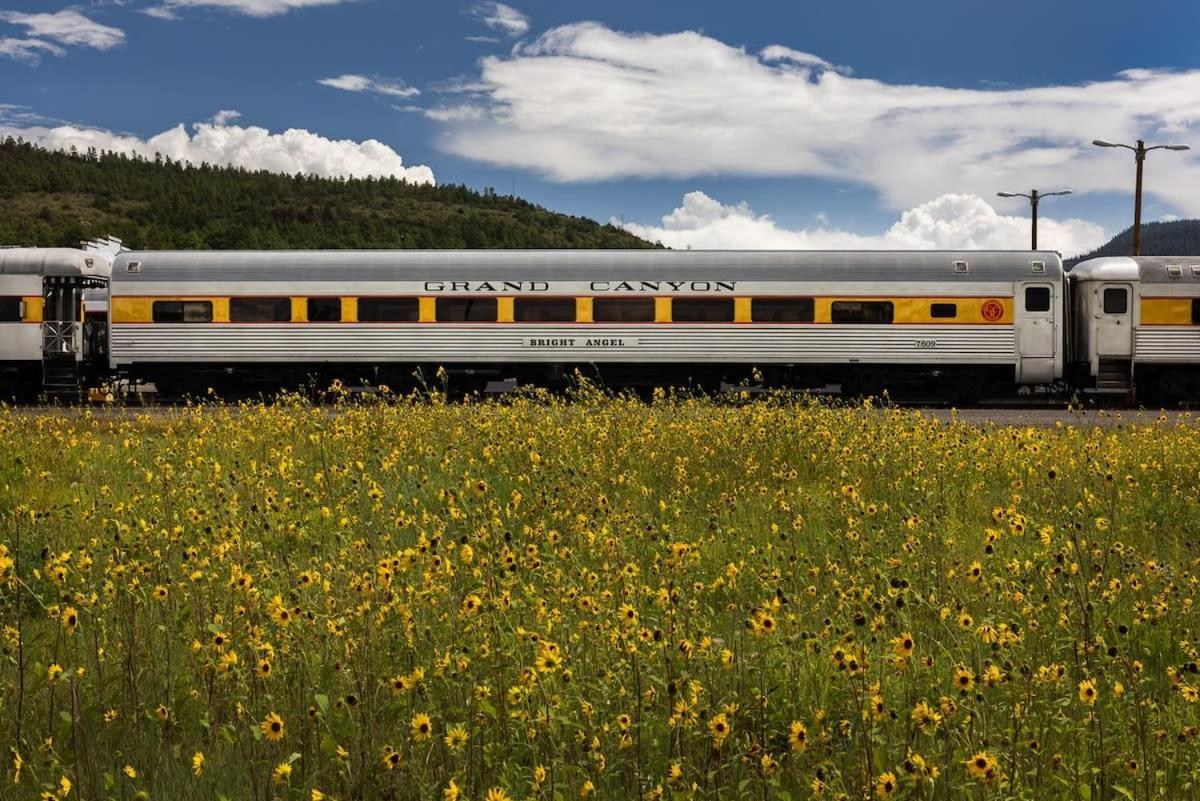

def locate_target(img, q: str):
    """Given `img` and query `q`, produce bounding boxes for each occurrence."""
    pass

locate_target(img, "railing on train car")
[42,321,78,356]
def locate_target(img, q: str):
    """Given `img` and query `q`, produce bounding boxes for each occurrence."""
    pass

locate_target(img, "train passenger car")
[0,247,110,397]
[107,249,1064,397]
[1069,256,1200,401]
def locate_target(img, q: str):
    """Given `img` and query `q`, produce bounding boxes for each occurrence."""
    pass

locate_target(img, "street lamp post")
[996,189,1071,250]
[1093,139,1191,256]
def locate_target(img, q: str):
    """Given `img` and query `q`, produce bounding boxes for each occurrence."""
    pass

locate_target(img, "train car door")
[1090,282,1134,392]
[1015,282,1056,383]
[41,276,84,391]
[1094,283,1133,360]
[42,276,81,359]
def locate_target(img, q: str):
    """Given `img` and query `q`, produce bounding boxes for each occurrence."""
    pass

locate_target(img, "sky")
[2,0,1199,256]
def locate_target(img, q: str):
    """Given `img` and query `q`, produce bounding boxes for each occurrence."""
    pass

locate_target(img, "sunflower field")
[2,391,1200,801]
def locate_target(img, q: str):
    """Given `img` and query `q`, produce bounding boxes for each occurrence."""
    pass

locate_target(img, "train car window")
[0,298,21,322]
[592,298,655,322]
[752,298,814,323]
[1192,299,1200,325]
[672,299,735,323]
[230,297,291,323]
[153,301,212,323]
[307,298,342,322]
[437,297,498,322]
[930,303,957,319]
[1024,287,1051,312]
[1102,288,1128,314]
[358,297,419,322]
[831,301,894,324]
[514,298,576,323]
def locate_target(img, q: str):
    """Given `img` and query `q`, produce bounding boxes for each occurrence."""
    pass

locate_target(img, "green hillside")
[1066,219,1200,266]
[0,137,656,250]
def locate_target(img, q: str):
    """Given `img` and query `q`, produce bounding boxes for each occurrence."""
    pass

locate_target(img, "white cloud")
[620,192,1108,257]
[760,45,850,75]
[0,37,64,63]
[1,118,436,184]
[0,9,124,49]
[467,2,528,38]
[144,0,353,19]
[434,22,1200,216]
[0,9,123,61]
[318,74,420,99]
[210,109,242,125]
[424,105,487,122]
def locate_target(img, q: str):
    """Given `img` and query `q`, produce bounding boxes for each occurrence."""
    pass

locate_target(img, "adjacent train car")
[0,247,110,397]
[1069,256,1200,401]
[106,249,1064,397]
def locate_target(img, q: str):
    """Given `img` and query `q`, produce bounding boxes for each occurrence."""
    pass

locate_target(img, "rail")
[42,321,78,356]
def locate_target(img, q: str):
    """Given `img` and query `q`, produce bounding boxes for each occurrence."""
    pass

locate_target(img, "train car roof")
[0,248,112,278]
[1070,256,1200,284]
[111,249,1064,283]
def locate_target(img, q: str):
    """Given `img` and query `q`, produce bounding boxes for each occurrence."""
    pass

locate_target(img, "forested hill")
[1066,219,1200,267]
[0,138,656,250]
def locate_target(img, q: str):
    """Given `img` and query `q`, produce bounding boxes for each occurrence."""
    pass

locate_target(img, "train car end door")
[1015,282,1057,384]
[1094,283,1133,360]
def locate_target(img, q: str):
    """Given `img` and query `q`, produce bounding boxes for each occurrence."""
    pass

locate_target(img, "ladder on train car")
[1095,359,1132,392]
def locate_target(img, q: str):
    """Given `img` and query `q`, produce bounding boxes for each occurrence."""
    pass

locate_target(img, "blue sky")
[2,0,1199,254]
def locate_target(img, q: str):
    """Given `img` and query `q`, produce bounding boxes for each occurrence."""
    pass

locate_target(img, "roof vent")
[1167,264,1183,278]
[1031,260,1046,273]
[126,261,142,273]
[1191,266,1200,277]
[953,260,968,273]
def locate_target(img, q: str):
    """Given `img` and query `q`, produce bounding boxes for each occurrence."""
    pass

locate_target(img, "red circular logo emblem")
[980,300,1004,323]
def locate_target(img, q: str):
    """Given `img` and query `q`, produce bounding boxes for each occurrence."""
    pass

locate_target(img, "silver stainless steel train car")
[13,245,1200,403]
[0,247,110,397]
[102,249,1065,397]
[1069,256,1200,401]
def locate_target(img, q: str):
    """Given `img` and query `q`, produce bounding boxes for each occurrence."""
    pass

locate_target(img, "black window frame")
[671,298,735,323]
[358,297,420,323]
[1192,299,1200,325]
[751,298,814,323]
[436,297,498,323]
[1102,287,1128,315]
[230,297,292,323]
[0,297,22,322]
[307,297,342,323]
[930,303,958,319]
[1024,287,1051,313]
[592,298,656,323]
[152,300,213,323]
[514,297,577,323]
[831,300,894,324]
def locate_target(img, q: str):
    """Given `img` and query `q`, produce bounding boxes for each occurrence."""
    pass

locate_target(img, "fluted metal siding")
[1134,328,1200,362]
[111,324,1016,365]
